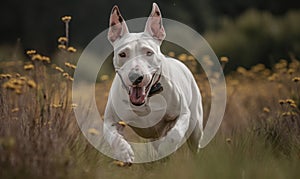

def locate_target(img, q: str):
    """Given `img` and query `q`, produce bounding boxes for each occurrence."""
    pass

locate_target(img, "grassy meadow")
[0,16,300,179]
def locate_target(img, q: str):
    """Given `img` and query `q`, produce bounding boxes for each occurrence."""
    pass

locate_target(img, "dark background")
[0,0,299,70]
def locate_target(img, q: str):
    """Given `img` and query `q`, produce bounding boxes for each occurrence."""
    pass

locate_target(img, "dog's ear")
[108,5,129,44]
[144,3,166,42]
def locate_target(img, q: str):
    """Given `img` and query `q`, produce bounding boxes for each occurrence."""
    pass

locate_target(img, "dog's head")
[108,3,165,106]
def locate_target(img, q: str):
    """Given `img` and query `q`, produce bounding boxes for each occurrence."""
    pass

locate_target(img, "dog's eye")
[118,52,126,58]
[146,51,154,56]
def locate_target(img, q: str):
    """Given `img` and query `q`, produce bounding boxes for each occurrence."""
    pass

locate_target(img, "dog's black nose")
[129,71,144,85]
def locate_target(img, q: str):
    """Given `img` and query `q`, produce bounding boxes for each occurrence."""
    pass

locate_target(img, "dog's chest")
[128,113,179,139]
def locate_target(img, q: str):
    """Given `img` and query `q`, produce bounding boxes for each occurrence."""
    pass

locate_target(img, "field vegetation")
[0,15,300,179]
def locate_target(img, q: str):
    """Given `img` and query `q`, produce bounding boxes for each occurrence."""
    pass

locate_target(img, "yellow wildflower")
[178,53,188,62]
[71,103,78,108]
[27,80,36,88]
[263,107,270,113]
[55,66,64,73]
[220,56,229,63]
[187,55,195,61]
[58,37,68,43]
[286,99,295,105]
[63,73,69,77]
[292,77,300,82]
[0,74,12,79]
[31,54,42,61]
[226,138,232,144]
[26,50,36,55]
[290,103,297,108]
[61,16,72,22]
[113,160,126,167]
[24,64,34,70]
[64,62,76,69]
[88,128,100,135]
[67,46,77,53]
[11,108,19,113]
[58,44,66,50]
[118,121,127,127]
[41,56,50,63]
[100,75,109,81]
[287,69,294,75]
[278,100,285,105]
[168,51,175,57]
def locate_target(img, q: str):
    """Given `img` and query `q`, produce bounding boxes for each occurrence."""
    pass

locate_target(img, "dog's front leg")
[103,101,134,163]
[157,104,191,155]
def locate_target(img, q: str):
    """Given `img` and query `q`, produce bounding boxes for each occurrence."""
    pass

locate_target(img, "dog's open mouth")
[129,86,146,106]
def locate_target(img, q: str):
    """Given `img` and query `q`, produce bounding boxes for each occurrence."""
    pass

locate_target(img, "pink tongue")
[129,87,146,105]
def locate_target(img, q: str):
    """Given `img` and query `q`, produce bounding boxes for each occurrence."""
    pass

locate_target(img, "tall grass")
[0,16,300,179]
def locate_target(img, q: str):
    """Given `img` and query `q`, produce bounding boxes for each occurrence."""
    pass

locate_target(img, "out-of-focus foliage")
[205,10,300,71]
[1,0,299,51]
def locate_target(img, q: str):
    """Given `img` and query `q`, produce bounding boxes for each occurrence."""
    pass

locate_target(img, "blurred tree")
[0,0,299,70]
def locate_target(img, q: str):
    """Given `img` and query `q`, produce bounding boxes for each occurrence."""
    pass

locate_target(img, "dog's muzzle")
[116,68,163,106]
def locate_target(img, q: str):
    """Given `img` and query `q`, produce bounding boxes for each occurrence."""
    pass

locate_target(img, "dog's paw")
[112,135,134,163]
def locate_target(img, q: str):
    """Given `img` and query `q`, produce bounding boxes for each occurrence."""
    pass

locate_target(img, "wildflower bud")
[31,54,42,61]
[15,89,22,95]
[287,69,294,75]
[58,37,68,43]
[178,54,187,62]
[226,138,232,144]
[68,76,74,81]
[282,112,291,117]
[118,121,127,127]
[263,107,270,113]
[61,16,72,23]
[113,160,126,167]
[26,50,37,55]
[88,128,100,135]
[41,56,50,63]
[168,51,175,57]
[11,108,19,113]
[188,55,195,61]
[286,99,295,105]
[27,80,36,88]
[237,67,247,75]
[290,103,297,108]
[55,66,64,73]
[24,64,34,70]
[58,44,66,50]
[64,62,76,69]
[0,74,12,79]
[62,73,69,77]
[100,75,109,81]
[220,56,229,63]
[292,77,300,82]
[71,103,78,108]
[67,46,77,53]
[278,100,285,105]
[19,77,26,81]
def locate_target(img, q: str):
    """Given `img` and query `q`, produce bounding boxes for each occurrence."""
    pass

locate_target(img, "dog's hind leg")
[187,83,203,153]
[187,119,203,153]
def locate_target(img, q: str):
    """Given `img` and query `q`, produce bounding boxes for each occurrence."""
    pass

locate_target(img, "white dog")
[103,3,203,164]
